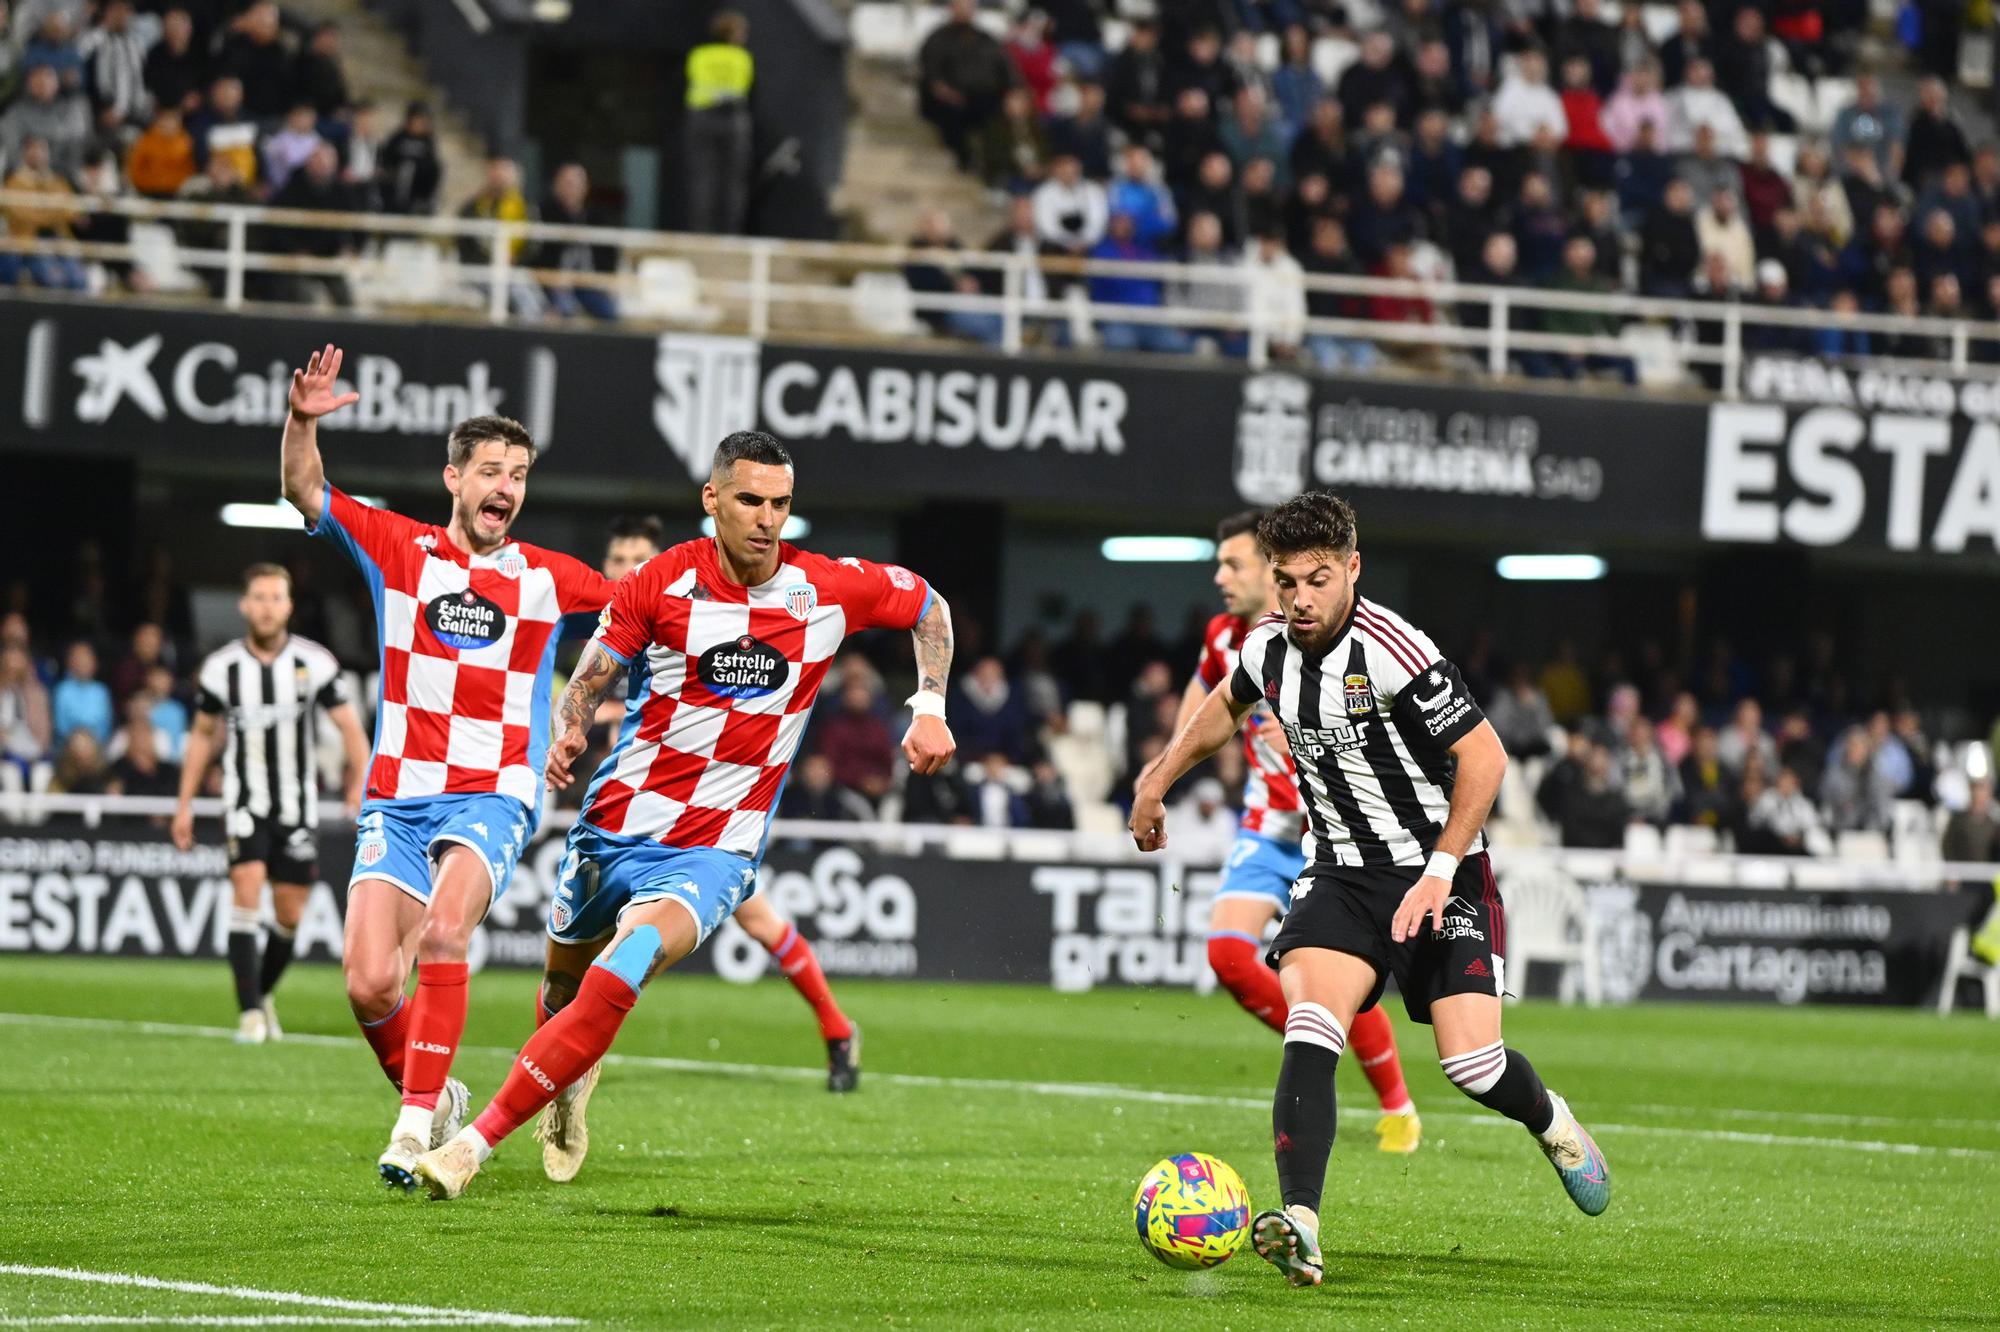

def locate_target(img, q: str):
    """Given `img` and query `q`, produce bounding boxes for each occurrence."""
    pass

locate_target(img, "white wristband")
[905,690,946,720]
[1425,851,1459,882]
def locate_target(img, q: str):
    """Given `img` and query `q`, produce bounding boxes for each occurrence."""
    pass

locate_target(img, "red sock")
[1208,933,1287,1033]
[400,961,469,1112]
[769,925,852,1042]
[472,965,636,1148]
[1349,1004,1414,1114]
[358,997,410,1090]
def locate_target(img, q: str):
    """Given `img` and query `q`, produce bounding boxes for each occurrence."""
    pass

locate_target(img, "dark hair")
[447,414,536,469]
[242,561,292,593]
[1215,509,1262,544]
[608,514,666,548]
[711,430,793,479]
[1256,491,1357,560]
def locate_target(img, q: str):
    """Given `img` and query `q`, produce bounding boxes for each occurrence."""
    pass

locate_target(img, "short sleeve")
[1392,658,1486,753]
[308,485,427,573]
[591,564,657,665]
[1197,645,1225,691]
[196,686,226,716]
[316,671,350,710]
[1228,621,1280,706]
[828,556,932,633]
[545,549,616,616]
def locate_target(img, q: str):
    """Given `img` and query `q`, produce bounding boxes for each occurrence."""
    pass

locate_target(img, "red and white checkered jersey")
[310,484,613,808]
[580,538,932,856]
[1196,610,1305,845]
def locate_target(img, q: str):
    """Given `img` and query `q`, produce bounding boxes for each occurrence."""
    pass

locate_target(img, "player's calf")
[1207,931,1287,1033]
[1440,1042,1610,1216]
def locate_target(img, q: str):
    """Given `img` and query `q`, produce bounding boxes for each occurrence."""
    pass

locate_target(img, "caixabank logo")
[18,317,559,443]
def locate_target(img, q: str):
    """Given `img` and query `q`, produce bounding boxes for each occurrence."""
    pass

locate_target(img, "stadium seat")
[1767,72,1819,133]
[1936,927,2000,1018]
[1663,824,1720,858]
[1497,864,1602,1006]
[1075,801,1127,837]
[632,257,721,325]
[1890,800,1941,864]
[1310,37,1360,89]
[1621,822,1665,862]
[129,222,201,294]
[1639,3,1681,42]
[852,271,924,337]
[849,2,914,60]
[1835,829,1891,863]
[1814,78,1858,136]
[374,239,448,307]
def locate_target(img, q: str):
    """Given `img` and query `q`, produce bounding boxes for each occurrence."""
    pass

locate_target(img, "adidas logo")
[1464,958,1492,978]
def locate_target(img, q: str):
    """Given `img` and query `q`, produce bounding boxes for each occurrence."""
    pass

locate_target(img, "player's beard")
[455,496,515,552]
[1284,586,1351,655]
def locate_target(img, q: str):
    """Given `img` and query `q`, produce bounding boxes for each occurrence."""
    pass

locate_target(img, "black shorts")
[1267,852,1506,1025]
[226,812,318,884]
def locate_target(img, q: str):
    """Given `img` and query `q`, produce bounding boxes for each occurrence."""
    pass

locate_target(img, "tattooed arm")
[546,640,627,791]
[902,592,957,776]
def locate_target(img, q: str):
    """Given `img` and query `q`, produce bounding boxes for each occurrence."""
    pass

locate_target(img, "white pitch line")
[1,1011,1994,1162]
[0,1318,499,1327]
[0,1268,578,1328]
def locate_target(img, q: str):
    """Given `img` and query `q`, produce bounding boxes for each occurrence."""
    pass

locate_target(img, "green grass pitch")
[2,956,1996,1328]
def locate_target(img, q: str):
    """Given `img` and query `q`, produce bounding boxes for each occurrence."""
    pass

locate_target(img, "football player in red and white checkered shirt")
[280,344,615,1192]
[413,430,956,1200]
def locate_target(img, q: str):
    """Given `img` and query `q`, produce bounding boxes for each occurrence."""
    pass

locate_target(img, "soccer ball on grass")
[1132,1152,1251,1269]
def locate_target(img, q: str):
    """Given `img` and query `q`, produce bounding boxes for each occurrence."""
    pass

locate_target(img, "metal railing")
[4,187,1998,397]
[6,793,1992,890]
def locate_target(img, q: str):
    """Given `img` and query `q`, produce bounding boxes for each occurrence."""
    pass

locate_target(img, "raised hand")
[289,343,361,421]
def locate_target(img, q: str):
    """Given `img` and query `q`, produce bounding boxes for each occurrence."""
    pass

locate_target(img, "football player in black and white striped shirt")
[172,563,370,1043]
[1132,492,1610,1289]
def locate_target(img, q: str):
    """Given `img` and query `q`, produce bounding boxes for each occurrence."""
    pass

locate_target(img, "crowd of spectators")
[906,0,2000,376]
[6,542,1998,861]
[0,0,636,315]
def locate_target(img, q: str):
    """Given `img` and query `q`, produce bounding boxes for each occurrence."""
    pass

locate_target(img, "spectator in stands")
[980,190,1059,318]
[1403,106,1460,232]
[1656,0,1711,88]
[48,726,108,798]
[1491,48,1564,150]
[776,752,874,828]
[1540,737,1630,848]
[1697,184,1756,290]
[1665,57,1747,158]
[188,75,257,188]
[458,155,542,314]
[1163,88,1222,196]
[1749,763,1823,855]
[341,100,383,206]
[952,656,1034,764]
[1366,238,1440,364]
[52,640,110,746]
[1917,161,1981,248]
[919,0,1016,171]
[1168,26,1235,112]
[1553,0,1618,92]
[1221,85,1287,188]
[1821,725,1892,832]
[1717,697,1777,775]
[1488,662,1556,758]
[0,1,22,110]
[1738,131,1791,237]
[1538,640,1592,725]
[1458,231,1542,372]
[1618,715,1680,826]
[77,0,149,144]
[1336,31,1407,131]
[1049,80,1112,180]
[1679,121,1740,212]
[1089,207,1183,353]
[126,105,194,197]
[108,701,176,799]
[1245,229,1306,357]
[263,102,324,193]
[904,207,982,341]
[967,751,1026,829]
[218,0,291,120]
[1903,77,1969,194]
[107,622,165,706]
[270,142,357,307]
[142,7,203,117]
[684,9,755,234]
[295,22,348,119]
[1299,215,1380,371]
[1042,0,1102,81]
[534,162,618,321]
[1511,170,1568,278]
[172,151,254,295]
[1108,143,1176,246]
[1600,59,1669,154]
[1104,16,1168,151]
[1942,780,2000,864]
[1912,207,1968,294]
[902,756,974,825]
[1181,149,1244,247]
[817,679,896,802]
[1676,725,1735,831]
[1555,53,1613,186]
[1830,71,1903,182]
[1165,776,1238,864]
[1792,140,1852,243]
[377,101,440,216]
[0,642,52,785]
[1347,153,1417,266]
[22,11,81,97]
[144,663,186,761]
[0,63,87,175]
[1288,96,1346,196]
[1168,209,1246,351]
[1655,691,1698,765]
[1542,234,1632,381]
[977,84,1049,189]
[1712,6,1791,133]
[1004,9,1056,114]
[1639,176,1701,296]
[1033,150,1108,259]
[1021,759,1075,830]
[1,135,84,290]
[1270,24,1322,133]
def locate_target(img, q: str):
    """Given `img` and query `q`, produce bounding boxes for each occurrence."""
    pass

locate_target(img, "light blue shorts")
[1213,832,1308,913]
[547,822,758,947]
[350,793,533,907]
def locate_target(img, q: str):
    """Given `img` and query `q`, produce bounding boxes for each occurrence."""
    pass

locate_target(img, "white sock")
[1534,1094,1572,1147]
[1285,1203,1319,1234]
[392,1103,433,1145]
[459,1125,493,1164]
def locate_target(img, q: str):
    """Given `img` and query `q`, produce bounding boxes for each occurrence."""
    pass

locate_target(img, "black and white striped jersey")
[1227,597,1487,869]
[195,636,348,828]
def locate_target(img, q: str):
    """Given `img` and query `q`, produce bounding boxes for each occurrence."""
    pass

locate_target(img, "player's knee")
[344,961,401,1019]
[1441,1042,1507,1098]
[415,912,472,963]
[272,899,305,931]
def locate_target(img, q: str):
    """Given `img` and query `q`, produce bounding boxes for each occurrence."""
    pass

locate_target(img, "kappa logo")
[470,822,489,839]
[73,334,168,422]
[1289,877,1313,903]
[414,534,438,552]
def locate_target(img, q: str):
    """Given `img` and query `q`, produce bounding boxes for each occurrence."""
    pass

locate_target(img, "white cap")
[1756,258,1787,289]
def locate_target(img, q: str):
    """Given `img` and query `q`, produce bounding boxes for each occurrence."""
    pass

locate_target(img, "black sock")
[226,910,261,1013]
[1273,1007,1343,1213]
[258,923,296,998]
[1442,1041,1556,1135]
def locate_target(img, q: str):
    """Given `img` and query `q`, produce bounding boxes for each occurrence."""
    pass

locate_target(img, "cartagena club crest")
[1344,672,1374,715]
